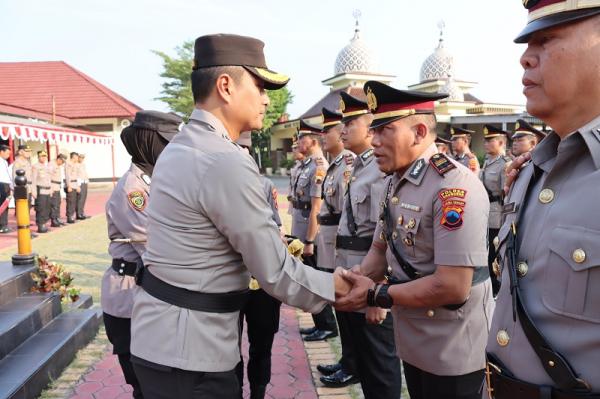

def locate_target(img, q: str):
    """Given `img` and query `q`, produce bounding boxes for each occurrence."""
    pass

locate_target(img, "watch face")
[376,287,393,309]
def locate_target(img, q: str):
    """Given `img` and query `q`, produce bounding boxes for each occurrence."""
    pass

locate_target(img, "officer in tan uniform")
[64,152,80,223]
[510,119,546,157]
[313,107,357,381]
[12,144,33,210]
[487,2,600,397]
[102,110,181,399]
[31,150,52,233]
[324,91,401,396]
[336,81,493,399]
[293,119,339,342]
[480,125,511,296]
[451,127,480,173]
[48,153,66,227]
[435,136,452,155]
[76,153,90,220]
[287,141,304,216]
[130,34,347,398]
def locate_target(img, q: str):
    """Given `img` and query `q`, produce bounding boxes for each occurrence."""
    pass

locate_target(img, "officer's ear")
[215,74,235,104]
[413,122,429,144]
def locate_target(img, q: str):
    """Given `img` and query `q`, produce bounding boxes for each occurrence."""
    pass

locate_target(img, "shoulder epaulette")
[429,153,456,177]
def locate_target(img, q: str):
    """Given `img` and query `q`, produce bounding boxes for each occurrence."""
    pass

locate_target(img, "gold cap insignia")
[483,127,489,136]
[339,98,346,113]
[366,87,377,111]
[450,128,455,135]
[515,122,520,129]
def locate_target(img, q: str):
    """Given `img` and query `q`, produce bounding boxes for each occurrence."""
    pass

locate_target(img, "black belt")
[487,355,597,399]
[51,180,61,184]
[489,194,503,203]
[137,266,250,313]
[37,186,51,190]
[336,235,373,252]
[111,258,139,277]
[292,200,311,211]
[318,213,341,225]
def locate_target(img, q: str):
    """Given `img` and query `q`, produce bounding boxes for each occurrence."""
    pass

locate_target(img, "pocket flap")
[549,226,600,272]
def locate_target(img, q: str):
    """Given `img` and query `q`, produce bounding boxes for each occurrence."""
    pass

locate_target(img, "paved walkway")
[0,187,111,250]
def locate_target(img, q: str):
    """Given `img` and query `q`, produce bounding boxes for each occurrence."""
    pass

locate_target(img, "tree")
[154,41,293,167]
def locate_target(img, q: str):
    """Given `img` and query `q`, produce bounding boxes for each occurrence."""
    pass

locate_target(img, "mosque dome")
[334,20,379,75]
[439,73,464,102]
[419,29,455,82]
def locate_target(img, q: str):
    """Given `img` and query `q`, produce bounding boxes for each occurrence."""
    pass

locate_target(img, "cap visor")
[157,130,178,142]
[515,8,600,43]
[370,115,412,130]
[244,66,290,90]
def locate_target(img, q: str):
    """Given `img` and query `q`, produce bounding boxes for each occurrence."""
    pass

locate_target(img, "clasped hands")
[333,266,387,324]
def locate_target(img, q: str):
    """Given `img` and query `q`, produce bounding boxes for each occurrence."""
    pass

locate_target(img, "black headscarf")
[120,127,168,176]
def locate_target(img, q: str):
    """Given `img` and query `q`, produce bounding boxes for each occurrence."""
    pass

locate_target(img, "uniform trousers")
[339,311,402,399]
[50,191,61,221]
[304,252,337,333]
[77,182,88,217]
[488,228,501,295]
[103,313,143,399]
[132,356,239,399]
[34,187,50,225]
[0,182,10,228]
[235,288,282,399]
[65,189,77,220]
[335,309,359,375]
[403,362,485,399]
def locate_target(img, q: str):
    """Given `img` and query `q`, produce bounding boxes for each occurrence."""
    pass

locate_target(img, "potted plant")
[263,158,273,176]
[30,256,75,301]
[279,158,290,176]
[68,287,81,303]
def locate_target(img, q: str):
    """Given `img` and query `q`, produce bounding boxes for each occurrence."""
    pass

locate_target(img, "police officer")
[486,3,600,397]
[480,125,511,296]
[313,107,357,383]
[435,136,452,155]
[130,34,347,398]
[234,132,283,399]
[293,119,339,342]
[31,150,52,233]
[48,154,66,227]
[12,144,33,211]
[0,145,11,233]
[102,110,181,399]
[325,91,402,397]
[287,141,304,217]
[510,119,546,157]
[76,153,90,220]
[64,152,80,223]
[336,81,493,399]
[451,127,480,173]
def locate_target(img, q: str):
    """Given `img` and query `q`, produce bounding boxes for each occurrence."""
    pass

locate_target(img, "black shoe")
[51,219,61,227]
[76,215,86,220]
[249,384,267,399]
[299,326,318,335]
[38,225,48,233]
[317,362,342,376]
[30,232,38,238]
[67,218,76,224]
[303,329,337,342]
[0,227,10,234]
[320,369,360,388]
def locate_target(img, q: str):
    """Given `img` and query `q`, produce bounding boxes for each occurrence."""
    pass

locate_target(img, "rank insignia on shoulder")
[127,191,147,212]
[409,159,426,179]
[430,153,456,176]
[361,149,374,160]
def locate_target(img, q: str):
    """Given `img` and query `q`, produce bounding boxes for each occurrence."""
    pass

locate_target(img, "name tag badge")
[400,203,421,212]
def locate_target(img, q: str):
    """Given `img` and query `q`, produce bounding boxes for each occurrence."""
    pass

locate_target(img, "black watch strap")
[375,284,393,309]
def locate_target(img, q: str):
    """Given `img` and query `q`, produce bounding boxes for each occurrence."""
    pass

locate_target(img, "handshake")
[332,266,376,312]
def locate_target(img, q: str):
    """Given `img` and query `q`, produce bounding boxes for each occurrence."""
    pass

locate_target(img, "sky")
[1,0,528,118]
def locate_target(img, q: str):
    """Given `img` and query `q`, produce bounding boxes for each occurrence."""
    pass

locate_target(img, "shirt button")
[391,197,399,205]
[496,330,510,347]
[397,215,404,226]
[538,188,554,204]
[572,248,586,264]
[392,231,398,240]
[517,261,528,277]
[426,310,435,317]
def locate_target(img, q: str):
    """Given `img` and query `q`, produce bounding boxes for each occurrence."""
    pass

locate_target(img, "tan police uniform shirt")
[64,161,80,190]
[48,161,63,193]
[335,148,386,270]
[480,154,510,229]
[101,164,149,318]
[130,109,334,372]
[454,152,480,174]
[31,162,52,196]
[12,156,32,193]
[290,153,328,241]
[316,150,355,270]
[288,160,302,215]
[78,161,89,184]
[487,116,600,389]
[372,143,493,376]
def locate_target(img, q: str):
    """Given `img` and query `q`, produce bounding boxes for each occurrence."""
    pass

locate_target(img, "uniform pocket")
[400,305,462,320]
[369,181,385,223]
[543,225,600,323]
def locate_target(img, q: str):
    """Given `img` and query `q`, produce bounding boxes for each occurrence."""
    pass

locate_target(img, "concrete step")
[0,292,61,361]
[0,263,36,307]
[0,309,100,399]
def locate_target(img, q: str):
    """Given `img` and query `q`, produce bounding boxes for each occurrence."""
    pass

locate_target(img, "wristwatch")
[374,284,394,309]
[304,240,314,245]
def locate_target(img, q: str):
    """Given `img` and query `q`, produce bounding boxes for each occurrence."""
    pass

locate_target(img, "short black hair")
[70,152,79,159]
[0,145,10,152]
[191,66,244,103]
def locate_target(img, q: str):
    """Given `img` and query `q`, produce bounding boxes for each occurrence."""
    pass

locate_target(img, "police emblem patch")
[128,191,147,211]
[439,189,466,231]
[272,188,278,210]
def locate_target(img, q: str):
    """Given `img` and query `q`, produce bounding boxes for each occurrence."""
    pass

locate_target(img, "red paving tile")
[69,305,317,398]
[0,189,111,250]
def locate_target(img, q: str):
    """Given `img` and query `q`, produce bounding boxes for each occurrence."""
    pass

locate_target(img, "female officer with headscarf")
[101,110,181,398]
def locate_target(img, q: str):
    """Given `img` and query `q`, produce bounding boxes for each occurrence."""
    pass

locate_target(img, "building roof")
[300,86,366,119]
[0,61,141,120]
